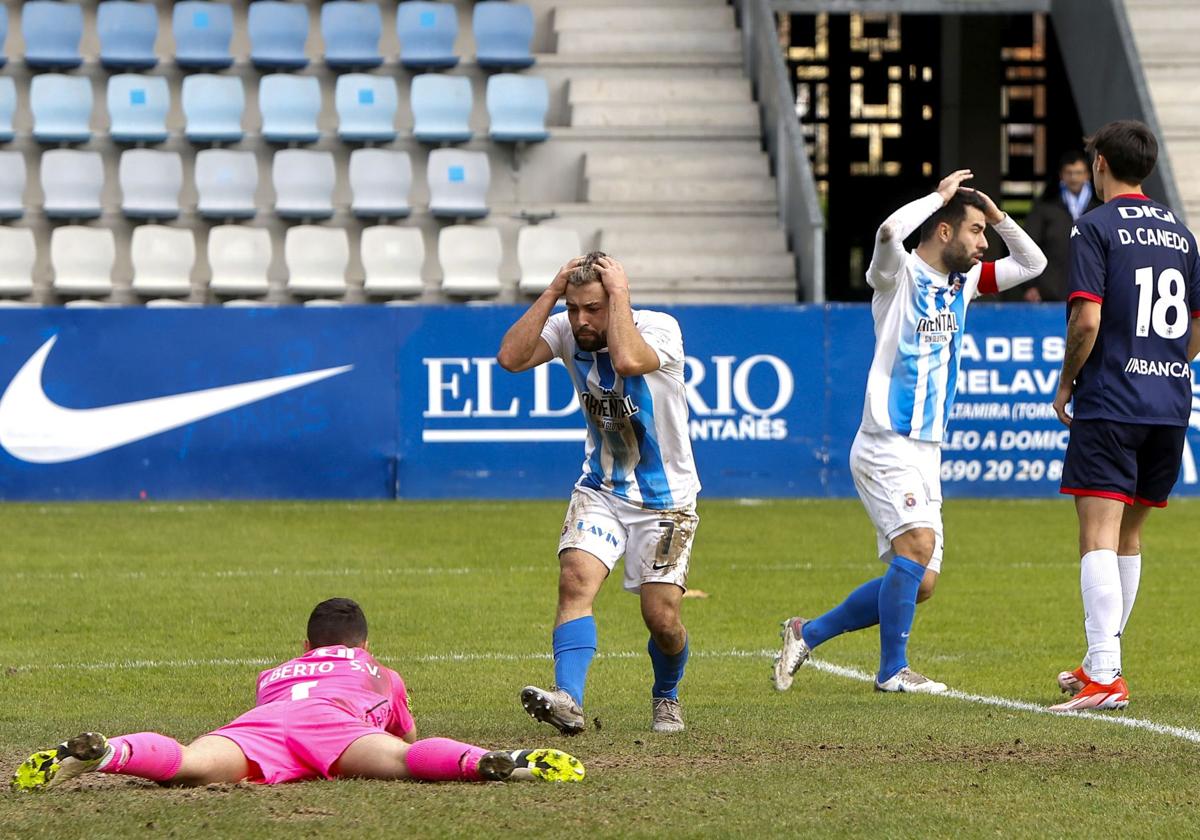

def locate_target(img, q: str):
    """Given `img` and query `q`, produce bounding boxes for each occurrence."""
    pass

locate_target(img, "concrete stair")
[1125,0,1200,219]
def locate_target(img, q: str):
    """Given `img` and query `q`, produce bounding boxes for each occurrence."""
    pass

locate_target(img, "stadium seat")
[107,75,170,143]
[181,75,245,143]
[488,74,549,143]
[397,1,459,69]
[260,75,322,143]
[0,227,34,297]
[439,225,502,297]
[97,1,159,70]
[427,149,490,219]
[41,150,104,219]
[518,226,582,294]
[173,2,235,70]
[474,1,535,70]
[0,6,8,68]
[273,150,335,219]
[130,226,195,298]
[51,227,115,297]
[209,226,272,298]
[0,151,25,219]
[195,149,259,219]
[30,75,93,144]
[362,226,425,298]
[285,226,349,297]
[322,1,383,69]
[23,1,83,69]
[411,74,473,143]
[119,150,183,219]
[349,149,412,218]
[335,74,398,142]
[248,1,311,70]
[0,77,16,142]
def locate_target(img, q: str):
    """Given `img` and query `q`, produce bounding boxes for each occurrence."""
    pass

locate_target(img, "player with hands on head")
[772,169,1047,696]
[498,251,700,736]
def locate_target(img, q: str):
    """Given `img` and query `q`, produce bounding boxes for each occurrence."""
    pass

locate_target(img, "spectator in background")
[1021,150,1103,302]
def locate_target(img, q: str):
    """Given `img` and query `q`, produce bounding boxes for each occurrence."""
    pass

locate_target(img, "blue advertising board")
[0,305,1196,501]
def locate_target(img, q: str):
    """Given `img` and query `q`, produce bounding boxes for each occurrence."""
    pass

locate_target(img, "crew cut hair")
[306,597,368,648]
[1058,149,1088,170]
[919,189,990,242]
[1086,120,1157,185]
[568,251,608,286]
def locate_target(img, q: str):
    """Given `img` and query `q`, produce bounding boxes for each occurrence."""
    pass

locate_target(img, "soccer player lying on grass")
[773,171,1047,695]
[12,598,584,791]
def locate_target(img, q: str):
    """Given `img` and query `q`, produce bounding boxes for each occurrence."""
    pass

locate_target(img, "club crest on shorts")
[903,492,917,509]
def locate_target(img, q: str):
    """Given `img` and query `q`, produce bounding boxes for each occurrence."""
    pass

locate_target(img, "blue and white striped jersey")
[541,309,700,510]
[860,192,1047,443]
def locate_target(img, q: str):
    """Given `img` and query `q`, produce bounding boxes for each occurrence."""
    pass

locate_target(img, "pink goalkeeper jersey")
[254,645,414,738]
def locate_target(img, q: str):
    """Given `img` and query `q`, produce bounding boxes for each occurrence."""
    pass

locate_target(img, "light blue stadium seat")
[335,74,397,142]
[273,150,335,219]
[98,1,159,70]
[322,2,383,69]
[0,78,15,142]
[427,148,490,219]
[249,1,310,70]
[31,75,93,144]
[0,6,9,68]
[349,149,412,218]
[260,75,322,143]
[474,1,535,70]
[487,74,549,142]
[397,2,459,69]
[108,75,169,143]
[41,150,104,219]
[411,74,473,143]
[120,150,183,219]
[0,151,26,219]
[195,149,258,219]
[182,75,245,143]
[23,1,83,69]
[173,2,235,70]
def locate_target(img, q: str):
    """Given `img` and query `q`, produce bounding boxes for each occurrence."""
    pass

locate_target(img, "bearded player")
[773,171,1047,694]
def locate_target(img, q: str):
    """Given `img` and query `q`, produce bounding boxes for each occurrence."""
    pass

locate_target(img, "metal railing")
[733,0,826,302]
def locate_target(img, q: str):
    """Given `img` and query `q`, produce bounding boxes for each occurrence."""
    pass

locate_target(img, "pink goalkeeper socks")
[405,737,488,782]
[100,733,184,782]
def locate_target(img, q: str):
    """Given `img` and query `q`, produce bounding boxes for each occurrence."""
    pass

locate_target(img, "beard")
[944,239,979,274]
[574,329,606,351]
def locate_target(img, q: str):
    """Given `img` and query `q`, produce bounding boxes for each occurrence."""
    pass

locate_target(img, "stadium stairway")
[1124,0,1200,222]
[0,0,796,306]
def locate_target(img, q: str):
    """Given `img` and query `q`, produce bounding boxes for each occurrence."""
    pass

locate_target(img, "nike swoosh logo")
[0,336,352,464]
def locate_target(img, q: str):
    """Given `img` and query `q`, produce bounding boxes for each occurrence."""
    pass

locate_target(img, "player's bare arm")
[1053,299,1102,426]
[595,256,660,376]
[497,257,584,372]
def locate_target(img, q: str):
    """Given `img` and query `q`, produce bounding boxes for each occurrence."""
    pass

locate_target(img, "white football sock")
[1080,549,1122,684]
[1117,553,1141,635]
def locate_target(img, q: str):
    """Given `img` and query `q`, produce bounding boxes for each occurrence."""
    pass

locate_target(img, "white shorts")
[557,485,698,593]
[850,429,944,574]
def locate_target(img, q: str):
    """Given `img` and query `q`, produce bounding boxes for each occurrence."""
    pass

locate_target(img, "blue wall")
[0,305,1196,501]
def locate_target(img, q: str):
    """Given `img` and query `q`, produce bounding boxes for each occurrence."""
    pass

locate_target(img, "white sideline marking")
[9,648,1200,746]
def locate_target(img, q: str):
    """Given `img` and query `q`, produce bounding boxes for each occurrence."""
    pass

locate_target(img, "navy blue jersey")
[1067,194,1200,426]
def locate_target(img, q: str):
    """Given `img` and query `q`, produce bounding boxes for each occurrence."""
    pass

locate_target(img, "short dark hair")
[919,189,989,242]
[306,598,368,648]
[1058,149,1088,170]
[568,251,607,286]
[1086,120,1157,184]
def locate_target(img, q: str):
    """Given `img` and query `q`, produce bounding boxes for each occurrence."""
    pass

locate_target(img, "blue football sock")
[801,577,883,649]
[877,555,925,682]
[648,634,689,700]
[552,616,596,706]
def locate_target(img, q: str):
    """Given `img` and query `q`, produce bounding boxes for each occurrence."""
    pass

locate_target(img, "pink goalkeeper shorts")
[209,698,384,784]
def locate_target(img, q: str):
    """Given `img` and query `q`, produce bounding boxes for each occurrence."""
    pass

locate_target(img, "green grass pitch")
[2,499,1199,838]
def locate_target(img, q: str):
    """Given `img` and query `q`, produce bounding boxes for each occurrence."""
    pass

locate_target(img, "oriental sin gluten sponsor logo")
[420,355,795,443]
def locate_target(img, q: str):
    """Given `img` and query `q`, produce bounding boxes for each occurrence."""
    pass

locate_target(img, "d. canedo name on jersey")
[422,354,793,442]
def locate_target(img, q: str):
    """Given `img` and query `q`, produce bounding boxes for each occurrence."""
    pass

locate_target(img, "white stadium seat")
[130,226,195,298]
[209,225,272,298]
[439,225,502,297]
[285,226,349,297]
[361,226,424,298]
[51,226,115,297]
